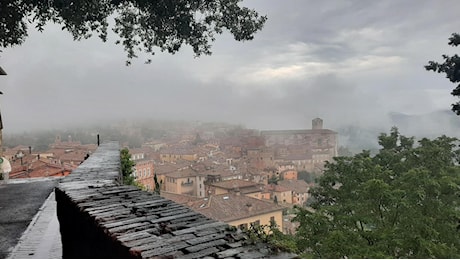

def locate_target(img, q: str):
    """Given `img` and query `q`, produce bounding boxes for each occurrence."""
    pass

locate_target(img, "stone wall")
[55,142,294,259]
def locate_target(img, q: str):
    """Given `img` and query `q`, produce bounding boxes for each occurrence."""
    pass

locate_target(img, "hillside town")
[4,118,337,235]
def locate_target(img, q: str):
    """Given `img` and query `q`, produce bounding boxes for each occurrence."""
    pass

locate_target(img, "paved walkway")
[7,191,62,259]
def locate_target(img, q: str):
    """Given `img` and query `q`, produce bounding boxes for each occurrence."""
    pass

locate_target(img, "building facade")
[260,118,338,173]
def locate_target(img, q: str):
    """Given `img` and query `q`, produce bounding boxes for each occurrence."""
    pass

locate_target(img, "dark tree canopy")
[120,147,135,184]
[426,33,460,114]
[0,0,267,64]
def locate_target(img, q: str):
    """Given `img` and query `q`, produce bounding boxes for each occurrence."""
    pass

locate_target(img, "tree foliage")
[120,147,136,184]
[426,33,460,114]
[243,219,298,255]
[0,0,267,64]
[153,172,161,195]
[293,127,460,258]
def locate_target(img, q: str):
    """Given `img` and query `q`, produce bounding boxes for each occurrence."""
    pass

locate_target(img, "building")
[266,184,293,204]
[162,192,286,233]
[260,118,338,173]
[159,147,198,163]
[9,157,72,179]
[278,179,311,206]
[205,179,265,199]
[132,159,155,191]
[163,167,206,197]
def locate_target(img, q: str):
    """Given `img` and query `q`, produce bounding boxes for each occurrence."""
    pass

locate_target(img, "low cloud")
[1,0,459,145]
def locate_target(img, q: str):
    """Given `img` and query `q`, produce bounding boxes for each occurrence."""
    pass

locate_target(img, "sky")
[1,0,460,139]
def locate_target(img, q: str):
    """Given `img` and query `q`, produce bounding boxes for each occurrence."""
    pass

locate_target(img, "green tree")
[120,147,136,185]
[244,220,298,254]
[426,33,460,114]
[297,170,316,184]
[268,174,280,185]
[153,172,162,195]
[0,0,266,65]
[293,128,460,258]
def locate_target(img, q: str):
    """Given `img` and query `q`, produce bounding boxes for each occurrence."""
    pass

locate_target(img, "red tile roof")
[189,193,285,222]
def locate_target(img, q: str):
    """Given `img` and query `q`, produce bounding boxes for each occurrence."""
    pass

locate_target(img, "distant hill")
[388,110,460,138]
[337,110,460,154]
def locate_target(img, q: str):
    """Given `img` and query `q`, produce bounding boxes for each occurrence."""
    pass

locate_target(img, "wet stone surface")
[0,180,58,258]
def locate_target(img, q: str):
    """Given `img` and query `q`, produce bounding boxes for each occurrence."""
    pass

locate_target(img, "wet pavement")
[0,178,62,259]
[8,191,62,259]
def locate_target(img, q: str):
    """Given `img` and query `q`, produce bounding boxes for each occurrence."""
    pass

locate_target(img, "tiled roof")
[189,193,285,222]
[155,161,190,175]
[160,191,202,205]
[208,179,260,190]
[278,179,310,193]
[265,184,291,193]
[164,167,200,178]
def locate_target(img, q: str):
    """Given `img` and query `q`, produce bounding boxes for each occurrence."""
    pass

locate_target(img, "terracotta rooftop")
[266,184,292,193]
[164,167,201,178]
[278,179,311,193]
[189,193,286,223]
[207,179,261,190]
[155,161,190,175]
[160,191,202,205]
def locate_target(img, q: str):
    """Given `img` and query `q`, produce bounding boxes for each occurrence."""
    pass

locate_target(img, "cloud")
[1,0,459,142]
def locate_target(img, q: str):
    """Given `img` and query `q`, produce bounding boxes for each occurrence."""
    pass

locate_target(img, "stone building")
[133,159,155,191]
[260,118,338,173]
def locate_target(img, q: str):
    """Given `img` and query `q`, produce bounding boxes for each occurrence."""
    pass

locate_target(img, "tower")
[312,118,323,130]
[55,135,61,144]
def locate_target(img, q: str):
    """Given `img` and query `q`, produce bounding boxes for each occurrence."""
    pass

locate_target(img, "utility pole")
[0,66,6,158]
[0,66,7,181]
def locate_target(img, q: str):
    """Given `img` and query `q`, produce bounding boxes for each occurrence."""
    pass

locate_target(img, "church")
[260,118,338,173]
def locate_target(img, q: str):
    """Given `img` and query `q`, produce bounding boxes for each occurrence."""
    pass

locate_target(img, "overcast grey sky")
[1,0,460,136]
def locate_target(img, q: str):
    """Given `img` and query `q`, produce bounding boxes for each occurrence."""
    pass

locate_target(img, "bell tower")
[312,118,323,130]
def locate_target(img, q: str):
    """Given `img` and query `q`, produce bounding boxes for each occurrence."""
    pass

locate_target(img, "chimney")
[246,203,253,212]
[312,118,323,130]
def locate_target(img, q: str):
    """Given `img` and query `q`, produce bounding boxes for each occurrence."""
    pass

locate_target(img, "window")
[270,216,275,226]
[251,220,260,227]
[239,223,248,230]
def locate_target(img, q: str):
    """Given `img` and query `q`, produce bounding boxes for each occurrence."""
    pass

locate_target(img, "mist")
[1,0,460,151]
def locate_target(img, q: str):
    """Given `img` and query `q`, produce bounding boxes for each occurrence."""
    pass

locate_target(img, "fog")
[1,0,460,149]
